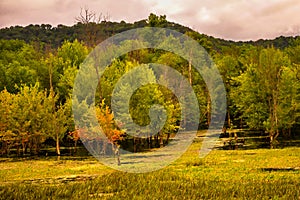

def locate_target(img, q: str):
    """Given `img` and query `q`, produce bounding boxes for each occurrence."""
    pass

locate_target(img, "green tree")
[147,13,167,27]
[0,39,41,93]
[234,47,296,144]
[0,89,18,155]
[278,66,300,136]
[45,39,88,102]
[216,54,241,129]
[45,91,70,156]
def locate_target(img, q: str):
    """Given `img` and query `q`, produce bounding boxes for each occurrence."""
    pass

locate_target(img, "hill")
[1,14,300,52]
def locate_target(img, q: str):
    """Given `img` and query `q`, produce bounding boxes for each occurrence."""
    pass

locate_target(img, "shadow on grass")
[260,167,300,172]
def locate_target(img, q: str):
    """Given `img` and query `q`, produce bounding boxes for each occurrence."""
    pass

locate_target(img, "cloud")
[0,0,300,41]
[0,0,152,27]
[161,0,300,41]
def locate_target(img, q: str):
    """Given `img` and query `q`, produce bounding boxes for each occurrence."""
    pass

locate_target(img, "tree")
[45,39,88,102]
[10,84,50,155]
[95,101,124,165]
[277,66,300,136]
[45,40,84,155]
[147,13,167,27]
[0,39,41,93]
[45,91,70,156]
[234,47,297,145]
[75,7,110,24]
[111,64,157,151]
[216,54,242,129]
[0,89,18,155]
[75,7,110,47]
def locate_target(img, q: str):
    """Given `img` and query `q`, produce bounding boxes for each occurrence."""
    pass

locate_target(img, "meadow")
[1,138,300,200]
[1,13,300,200]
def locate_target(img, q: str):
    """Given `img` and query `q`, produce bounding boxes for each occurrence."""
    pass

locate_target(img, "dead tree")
[75,7,111,47]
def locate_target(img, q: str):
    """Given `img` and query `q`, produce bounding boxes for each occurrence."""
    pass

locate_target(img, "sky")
[1,0,300,41]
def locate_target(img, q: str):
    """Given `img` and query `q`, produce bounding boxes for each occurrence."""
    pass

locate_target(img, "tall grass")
[1,171,299,200]
[1,144,300,199]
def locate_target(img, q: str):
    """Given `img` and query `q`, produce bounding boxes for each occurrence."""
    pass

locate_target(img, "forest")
[1,12,300,199]
[0,13,299,158]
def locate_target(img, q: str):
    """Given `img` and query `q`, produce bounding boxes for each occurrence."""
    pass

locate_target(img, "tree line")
[0,14,299,157]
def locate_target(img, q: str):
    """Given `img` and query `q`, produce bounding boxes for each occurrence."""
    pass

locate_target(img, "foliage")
[233,47,299,143]
[0,14,299,154]
[95,104,124,144]
[0,16,300,198]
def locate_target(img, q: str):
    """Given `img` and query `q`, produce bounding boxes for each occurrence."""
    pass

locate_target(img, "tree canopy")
[0,13,299,157]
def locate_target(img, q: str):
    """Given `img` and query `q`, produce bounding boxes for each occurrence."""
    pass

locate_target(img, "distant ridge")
[1,16,300,51]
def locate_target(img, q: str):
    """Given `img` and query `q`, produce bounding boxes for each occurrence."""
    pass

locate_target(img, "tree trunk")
[148,135,151,149]
[133,137,136,153]
[91,50,102,100]
[227,110,231,128]
[74,140,77,153]
[56,135,61,156]
[188,50,192,85]
[270,132,274,149]
[22,141,27,156]
[234,131,238,150]
[207,94,211,126]
[154,135,159,147]
[166,132,170,145]
[4,141,8,156]
[160,135,163,148]
[115,146,121,166]
[239,118,243,129]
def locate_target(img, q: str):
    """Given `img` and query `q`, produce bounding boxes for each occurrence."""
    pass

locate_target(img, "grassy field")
[0,140,300,199]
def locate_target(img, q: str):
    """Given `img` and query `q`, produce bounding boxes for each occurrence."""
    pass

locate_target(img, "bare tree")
[75,7,111,47]
[75,7,110,24]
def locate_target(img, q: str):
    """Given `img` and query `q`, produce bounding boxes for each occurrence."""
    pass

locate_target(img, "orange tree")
[95,101,125,165]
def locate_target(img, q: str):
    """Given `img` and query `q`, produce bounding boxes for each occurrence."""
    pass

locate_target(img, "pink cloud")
[1,0,300,41]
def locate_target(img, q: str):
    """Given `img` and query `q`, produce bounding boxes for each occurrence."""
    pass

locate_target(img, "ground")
[0,138,300,199]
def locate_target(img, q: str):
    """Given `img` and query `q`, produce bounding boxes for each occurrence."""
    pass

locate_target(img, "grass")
[0,140,300,199]
[0,157,113,183]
